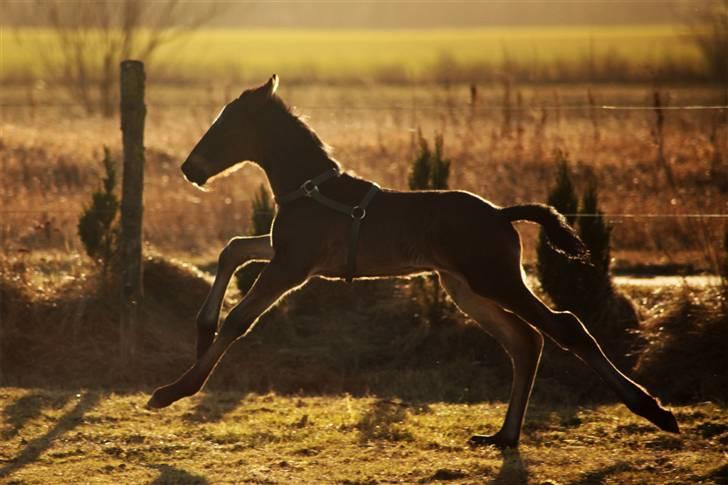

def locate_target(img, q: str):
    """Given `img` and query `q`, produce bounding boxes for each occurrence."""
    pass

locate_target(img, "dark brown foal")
[148,75,678,448]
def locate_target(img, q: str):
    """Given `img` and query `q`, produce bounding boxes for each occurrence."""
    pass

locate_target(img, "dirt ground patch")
[0,389,725,484]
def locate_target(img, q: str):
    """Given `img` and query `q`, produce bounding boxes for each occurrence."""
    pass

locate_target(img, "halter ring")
[302,180,318,196]
[351,206,366,220]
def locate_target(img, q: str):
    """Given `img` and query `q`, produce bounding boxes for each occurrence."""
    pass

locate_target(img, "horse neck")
[256,117,339,199]
[261,153,338,199]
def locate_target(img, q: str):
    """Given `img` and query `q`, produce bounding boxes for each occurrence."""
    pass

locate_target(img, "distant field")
[2,25,704,83]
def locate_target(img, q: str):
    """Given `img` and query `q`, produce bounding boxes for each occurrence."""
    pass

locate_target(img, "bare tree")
[10,0,219,116]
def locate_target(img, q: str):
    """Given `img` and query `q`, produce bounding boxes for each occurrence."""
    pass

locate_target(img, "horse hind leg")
[196,235,273,358]
[439,272,544,448]
[481,278,679,434]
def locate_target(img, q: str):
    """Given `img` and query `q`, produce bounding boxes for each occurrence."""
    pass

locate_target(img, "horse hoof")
[468,433,518,449]
[146,386,177,409]
[631,399,680,434]
[654,408,680,434]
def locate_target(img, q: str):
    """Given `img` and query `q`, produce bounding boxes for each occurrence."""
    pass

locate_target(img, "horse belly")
[314,216,438,279]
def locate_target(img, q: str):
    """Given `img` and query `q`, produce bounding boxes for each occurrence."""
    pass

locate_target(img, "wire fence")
[2,94,725,220]
[0,209,725,218]
[1,101,726,111]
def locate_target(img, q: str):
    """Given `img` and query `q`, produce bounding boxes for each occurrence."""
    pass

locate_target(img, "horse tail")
[500,203,590,261]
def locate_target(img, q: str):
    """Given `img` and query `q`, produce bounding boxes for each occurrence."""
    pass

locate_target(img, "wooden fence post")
[119,60,146,362]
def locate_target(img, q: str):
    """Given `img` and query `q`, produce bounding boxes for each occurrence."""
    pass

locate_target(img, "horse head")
[181,75,279,187]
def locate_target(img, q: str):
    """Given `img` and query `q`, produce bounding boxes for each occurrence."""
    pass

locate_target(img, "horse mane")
[264,95,333,160]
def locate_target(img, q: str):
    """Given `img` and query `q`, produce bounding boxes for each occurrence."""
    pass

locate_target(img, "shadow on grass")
[569,461,632,484]
[1,391,72,439]
[491,448,528,484]
[149,464,209,485]
[355,399,413,444]
[185,390,247,423]
[0,391,100,480]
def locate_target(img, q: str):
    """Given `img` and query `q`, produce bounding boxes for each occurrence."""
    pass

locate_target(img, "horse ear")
[264,74,279,97]
[239,75,279,101]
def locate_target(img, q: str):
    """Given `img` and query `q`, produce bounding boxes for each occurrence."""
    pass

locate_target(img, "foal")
[148,75,679,448]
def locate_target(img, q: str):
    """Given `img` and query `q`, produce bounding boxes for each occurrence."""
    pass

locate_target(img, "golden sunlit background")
[0,1,726,483]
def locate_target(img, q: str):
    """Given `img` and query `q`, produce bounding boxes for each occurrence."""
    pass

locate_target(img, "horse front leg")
[196,235,274,358]
[148,258,308,409]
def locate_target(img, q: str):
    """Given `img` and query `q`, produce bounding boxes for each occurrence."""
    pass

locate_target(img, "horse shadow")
[0,391,100,479]
[490,448,529,484]
[148,464,209,484]
[1,391,72,440]
[355,399,414,444]
[185,390,248,423]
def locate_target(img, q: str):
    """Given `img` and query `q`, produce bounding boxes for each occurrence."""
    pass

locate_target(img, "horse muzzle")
[181,157,209,186]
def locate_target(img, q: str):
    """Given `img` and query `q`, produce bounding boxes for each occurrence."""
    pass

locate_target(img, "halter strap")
[346,183,379,282]
[275,167,380,282]
[275,167,341,205]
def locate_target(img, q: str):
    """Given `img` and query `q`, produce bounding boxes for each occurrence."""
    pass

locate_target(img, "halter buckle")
[351,206,366,220]
[302,179,319,196]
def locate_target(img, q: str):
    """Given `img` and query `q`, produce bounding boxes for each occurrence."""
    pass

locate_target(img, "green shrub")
[408,130,451,191]
[537,150,581,311]
[408,129,432,191]
[235,184,275,294]
[77,147,119,272]
[578,178,613,300]
[537,154,615,319]
[536,155,641,365]
[579,180,611,273]
[408,130,453,326]
[429,133,451,190]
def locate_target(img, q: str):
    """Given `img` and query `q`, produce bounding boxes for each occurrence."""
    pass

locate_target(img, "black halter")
[275,167,380,283]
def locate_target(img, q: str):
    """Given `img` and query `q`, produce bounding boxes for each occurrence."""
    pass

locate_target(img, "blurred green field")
[2,25,703,83]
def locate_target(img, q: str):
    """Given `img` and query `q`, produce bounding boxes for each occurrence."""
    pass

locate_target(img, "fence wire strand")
[0,209,725,218]
[2,96,725,221]
[1,102,727,112]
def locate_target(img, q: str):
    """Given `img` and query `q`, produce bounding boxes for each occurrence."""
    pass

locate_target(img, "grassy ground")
[2,25,704,84]
[1,247,726,483]
[0,389,725,484]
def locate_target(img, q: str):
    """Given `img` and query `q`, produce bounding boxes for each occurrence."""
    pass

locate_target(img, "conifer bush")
[408,130,452,326]
[536,150,581,311]
[578,178,614,303]
[429,134,451,190]
[408,130,451,191]
[77,147,119,272]
[536,153,640,363]
[408,129,431,191]
[536,155,615,317]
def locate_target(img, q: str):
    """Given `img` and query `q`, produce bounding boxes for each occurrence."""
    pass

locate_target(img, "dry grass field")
[1,23,726,483]
[1,83,725,272]
[0,389,726,484]
[1,216,726,484]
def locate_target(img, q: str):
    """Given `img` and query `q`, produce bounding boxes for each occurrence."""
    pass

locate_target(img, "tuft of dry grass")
[635,287,728,403]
